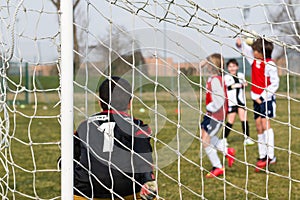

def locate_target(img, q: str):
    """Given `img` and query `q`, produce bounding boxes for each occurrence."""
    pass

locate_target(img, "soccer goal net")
[0,0,300,199]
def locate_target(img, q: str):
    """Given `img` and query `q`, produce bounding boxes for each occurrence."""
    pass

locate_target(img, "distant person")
[224,58,254,146]
[73,76,157,199]
[200,53,236,178]
[236,37,279,172]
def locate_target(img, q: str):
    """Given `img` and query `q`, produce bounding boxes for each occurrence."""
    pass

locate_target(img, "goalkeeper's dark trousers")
[74,194,157,200]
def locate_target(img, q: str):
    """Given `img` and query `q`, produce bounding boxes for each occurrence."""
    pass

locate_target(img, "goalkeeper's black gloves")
[140,181,157,200]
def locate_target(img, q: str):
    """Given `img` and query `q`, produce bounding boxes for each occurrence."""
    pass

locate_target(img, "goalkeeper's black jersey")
[74,110,154,198]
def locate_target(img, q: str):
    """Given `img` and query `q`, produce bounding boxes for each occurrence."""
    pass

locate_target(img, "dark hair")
[251,38,273,59]
[99,76,132,111]
[226,58,239,67]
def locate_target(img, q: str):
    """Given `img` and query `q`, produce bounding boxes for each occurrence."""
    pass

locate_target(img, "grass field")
[133,95,300,200]
[1,75,300,199]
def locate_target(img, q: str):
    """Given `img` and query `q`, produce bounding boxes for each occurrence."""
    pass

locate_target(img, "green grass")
[133,95,300,199]
[1,79,300,199]
[0,103,61,199]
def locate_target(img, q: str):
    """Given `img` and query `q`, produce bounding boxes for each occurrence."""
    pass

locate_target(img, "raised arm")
[236,38,254,66]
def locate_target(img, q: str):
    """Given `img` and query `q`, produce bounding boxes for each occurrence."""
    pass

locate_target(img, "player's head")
[226,58,239,75]
[99,76,132,111]
[251,38,273,59]
[207,53,224,75]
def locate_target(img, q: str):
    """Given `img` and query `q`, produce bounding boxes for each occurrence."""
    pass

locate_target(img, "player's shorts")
[253,97,276,119]
[228,104,245,113]
[201,115,222,137]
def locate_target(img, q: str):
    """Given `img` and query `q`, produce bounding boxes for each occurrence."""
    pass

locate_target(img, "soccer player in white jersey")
[236,37,279,172]
[200,53,236,178]
[224,59,254,146]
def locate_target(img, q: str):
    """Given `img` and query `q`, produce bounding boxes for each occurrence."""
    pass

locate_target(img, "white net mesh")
[0,0,300,199]
[0,0,60,199]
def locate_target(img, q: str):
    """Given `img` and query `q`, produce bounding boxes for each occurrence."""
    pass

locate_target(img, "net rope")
[0,0,300,199]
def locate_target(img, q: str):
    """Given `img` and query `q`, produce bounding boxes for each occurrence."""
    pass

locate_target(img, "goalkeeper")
[73,76,157,200]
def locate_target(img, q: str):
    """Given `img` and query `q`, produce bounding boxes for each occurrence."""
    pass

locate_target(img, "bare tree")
[267,0,300,73]
[90,25,147,76]
[50,1,145,76]
[50,0,81,75]
[267,0,300,54]
[97,25,135,63]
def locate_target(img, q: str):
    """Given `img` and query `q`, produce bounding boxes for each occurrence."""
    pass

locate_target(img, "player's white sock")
[210,135,218,147]
[264,128,275,159]
[257,133,266,159]
[210,136,227,154]
[205,146,222,169]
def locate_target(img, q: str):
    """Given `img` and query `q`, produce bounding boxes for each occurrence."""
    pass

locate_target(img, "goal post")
[0,0,300,200]
[60,0,74,199]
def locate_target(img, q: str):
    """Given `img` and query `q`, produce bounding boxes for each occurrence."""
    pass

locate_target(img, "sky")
[86,0,276,62]
[1,0,278,64]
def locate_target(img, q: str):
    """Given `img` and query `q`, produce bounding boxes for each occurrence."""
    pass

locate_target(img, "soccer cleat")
[244,138,255,146]
[226,147,236,167]
[206,167,224,178]
[255,156,277,172]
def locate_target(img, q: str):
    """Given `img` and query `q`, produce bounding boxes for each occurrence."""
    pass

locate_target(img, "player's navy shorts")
[228,104,245,114]
[253,97,276,119]
[201,115,222,137]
